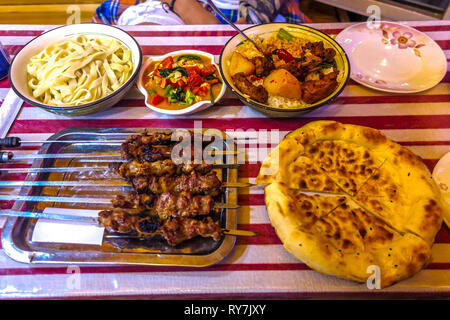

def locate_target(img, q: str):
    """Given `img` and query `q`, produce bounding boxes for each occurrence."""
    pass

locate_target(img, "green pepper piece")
[159,68,172,78]
[171,66,188,77]
[164,84,174,97]
[277,28,295,41]
[185,89,195,105]
[176,54,202,62]
[209,86,214,104]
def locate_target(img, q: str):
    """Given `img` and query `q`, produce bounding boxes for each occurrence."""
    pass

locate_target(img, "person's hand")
[160,0,220,24]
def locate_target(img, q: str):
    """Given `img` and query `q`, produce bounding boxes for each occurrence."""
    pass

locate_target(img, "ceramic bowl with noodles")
[9,23,142,116]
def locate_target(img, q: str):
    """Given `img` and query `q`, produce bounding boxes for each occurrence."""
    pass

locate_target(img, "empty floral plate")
[335,21,447,93]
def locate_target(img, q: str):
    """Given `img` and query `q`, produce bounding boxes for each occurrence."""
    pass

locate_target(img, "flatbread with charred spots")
[257,120,443,287]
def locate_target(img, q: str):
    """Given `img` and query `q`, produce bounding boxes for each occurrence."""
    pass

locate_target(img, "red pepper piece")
[200,65,217,77]
[160,56,174,69]
[187,73,204,88]
[275,49,295,62]
[149,93,164,106]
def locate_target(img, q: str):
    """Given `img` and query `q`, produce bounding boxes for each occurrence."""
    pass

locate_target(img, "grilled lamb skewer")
[130,171,222,196]
[111,191,216,219]
[121,131,205,163]
[109,159,214,179]
[120,130,232,163]
[161,216,222,246]
[98,209,141,234]
[98,209,222,246]
[121,144,174,163]
[99,131,229,246]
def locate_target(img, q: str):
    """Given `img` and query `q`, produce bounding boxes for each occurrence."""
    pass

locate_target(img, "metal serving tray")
[1,127,238,267]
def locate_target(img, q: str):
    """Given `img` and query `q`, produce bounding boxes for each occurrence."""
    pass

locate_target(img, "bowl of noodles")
[9,23,142,116]
[219,23,350,117]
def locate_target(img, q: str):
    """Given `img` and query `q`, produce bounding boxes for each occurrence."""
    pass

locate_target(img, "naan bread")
[260,120,443,287]
[303,140,384,196]
[264,182,347,228]
[354,155,442,245]
[266,185,432,287]
[256,138,343,194]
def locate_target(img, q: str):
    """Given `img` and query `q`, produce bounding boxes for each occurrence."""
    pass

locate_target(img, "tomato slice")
[192,86,208,96]
[185,66,201,76]
[160,56,174,69]
[149,93,164,106]
[187,73,204,88]
[200,65,217,77]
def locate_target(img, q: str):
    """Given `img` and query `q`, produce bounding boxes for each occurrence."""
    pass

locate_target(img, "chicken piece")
[280,60,306,79]
[280,54,324,81]
[252,56,275,77]
[303,41,336,63]
[231,72,268,104]
[323,48,337,63]
[302,71,339,104]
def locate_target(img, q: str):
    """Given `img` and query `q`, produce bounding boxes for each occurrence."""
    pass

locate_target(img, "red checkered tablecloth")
[0,22,449,299]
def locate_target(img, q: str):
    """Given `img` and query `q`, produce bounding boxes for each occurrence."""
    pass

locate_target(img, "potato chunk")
[229,52,255,77]
[263,69,302,99]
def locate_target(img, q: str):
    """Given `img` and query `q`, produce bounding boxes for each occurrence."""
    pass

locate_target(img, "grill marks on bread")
[304,140,384,196]
[259,121,443,287]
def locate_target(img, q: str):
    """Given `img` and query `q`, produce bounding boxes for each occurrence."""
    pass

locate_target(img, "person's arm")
[161,0,220,24]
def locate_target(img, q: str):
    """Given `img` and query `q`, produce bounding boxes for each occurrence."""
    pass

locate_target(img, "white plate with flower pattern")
[335,21,447,93]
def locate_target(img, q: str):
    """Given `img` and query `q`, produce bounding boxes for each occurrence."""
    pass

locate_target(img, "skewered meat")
[156,192,215,218]
[161,216,222,246]
[102,130,227,247]
[302,71,339,104]
[98,209,161,234]
[109,159,213,179]
[112,191,215,218]
[131,171,222,196]
[98,210,223,246]
[98,209,139,233]
[121,132,174,161]
[111,192,155,209]
[121,143,173,163]
[231,72,268,104]
[124,131,174,147]
[136,215,162,234]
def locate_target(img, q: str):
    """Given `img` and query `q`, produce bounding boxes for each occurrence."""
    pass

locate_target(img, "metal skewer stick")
[0,195,239,208]
[0,136,256,147]
[0,150,243,162]
[105,228,258,240]
[0,195,240,210]
[0,209,258,238]
[0,181,254,189]
[0,163,239,173]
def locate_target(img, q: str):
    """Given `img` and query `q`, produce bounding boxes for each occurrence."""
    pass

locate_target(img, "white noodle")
[26,34,133,107]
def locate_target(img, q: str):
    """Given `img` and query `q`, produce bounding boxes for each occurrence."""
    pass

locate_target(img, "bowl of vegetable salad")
[138,50,226,115]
